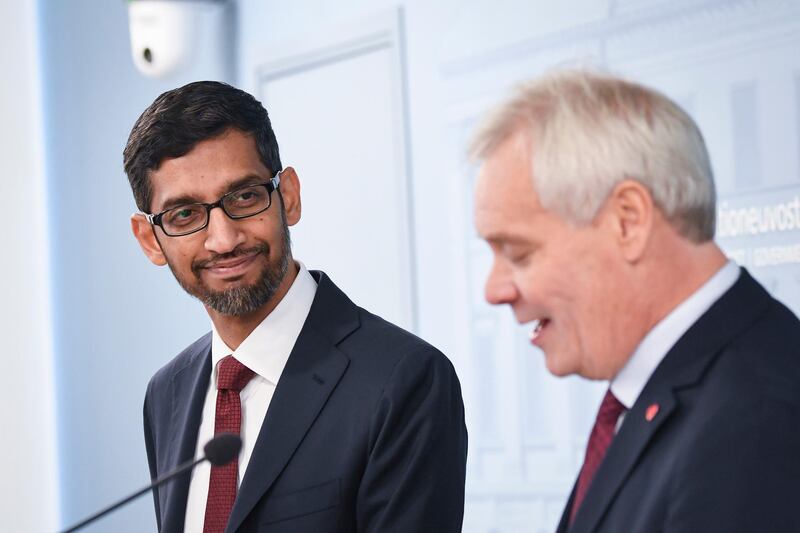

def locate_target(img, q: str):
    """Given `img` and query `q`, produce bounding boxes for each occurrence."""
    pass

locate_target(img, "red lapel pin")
[645,403,659,422]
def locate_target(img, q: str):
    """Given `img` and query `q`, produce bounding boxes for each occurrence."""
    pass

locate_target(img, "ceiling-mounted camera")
[127,0,230,79]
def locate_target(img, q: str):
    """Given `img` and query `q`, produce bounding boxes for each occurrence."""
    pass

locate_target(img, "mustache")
[191,243,270,273]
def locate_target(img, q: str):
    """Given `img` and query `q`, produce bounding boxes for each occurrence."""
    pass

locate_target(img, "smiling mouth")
[193,244,269,280]
[529,319,551,342]
[198,251,265,281]
[205,254,257,275]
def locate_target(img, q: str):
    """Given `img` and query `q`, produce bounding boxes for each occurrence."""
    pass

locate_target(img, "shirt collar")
[210,261,318,384]
[610,261,740,409]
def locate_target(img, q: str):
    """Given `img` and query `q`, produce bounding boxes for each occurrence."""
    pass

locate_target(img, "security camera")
[128,0,230,79]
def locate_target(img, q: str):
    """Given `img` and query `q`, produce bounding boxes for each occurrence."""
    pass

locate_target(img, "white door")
[256,10,416,332]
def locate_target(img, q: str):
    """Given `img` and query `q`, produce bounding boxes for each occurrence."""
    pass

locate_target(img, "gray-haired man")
[472,70,800,533]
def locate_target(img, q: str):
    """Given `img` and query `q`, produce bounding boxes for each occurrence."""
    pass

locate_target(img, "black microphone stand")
[59,455,206,533]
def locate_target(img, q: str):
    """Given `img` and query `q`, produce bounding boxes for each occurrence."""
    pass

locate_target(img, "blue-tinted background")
[2,1,798,531]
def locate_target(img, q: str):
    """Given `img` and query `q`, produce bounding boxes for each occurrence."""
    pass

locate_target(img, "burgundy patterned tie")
[570,389,626,525]
[203,355,255,533]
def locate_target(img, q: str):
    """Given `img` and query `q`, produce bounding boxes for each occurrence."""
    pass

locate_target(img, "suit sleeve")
[357,347,468,533]
[664,388,800,532]
[143,389,163,532]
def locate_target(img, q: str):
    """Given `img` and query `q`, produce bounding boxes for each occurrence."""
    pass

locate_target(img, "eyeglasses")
[144,173,281,237]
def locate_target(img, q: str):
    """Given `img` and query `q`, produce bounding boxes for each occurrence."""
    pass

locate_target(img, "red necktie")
[570,389,626,524]
[203,355,255,533]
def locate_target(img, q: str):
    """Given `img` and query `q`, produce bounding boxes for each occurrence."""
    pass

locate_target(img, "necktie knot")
[217,355,255,392]
[597,389,626,424]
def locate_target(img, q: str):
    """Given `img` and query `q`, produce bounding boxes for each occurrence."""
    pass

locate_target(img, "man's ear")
[603,179,654,263]
[278,166,302,226]
[131,214,167,266]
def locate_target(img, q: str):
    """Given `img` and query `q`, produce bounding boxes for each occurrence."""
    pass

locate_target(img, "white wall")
[0,1,59,531]
[30,1,800,531]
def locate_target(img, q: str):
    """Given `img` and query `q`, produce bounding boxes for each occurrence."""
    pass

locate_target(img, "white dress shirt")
[183,262,318,532]
[610,261,741,415]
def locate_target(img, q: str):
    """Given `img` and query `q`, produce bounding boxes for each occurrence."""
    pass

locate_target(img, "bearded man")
[125,81,467,533]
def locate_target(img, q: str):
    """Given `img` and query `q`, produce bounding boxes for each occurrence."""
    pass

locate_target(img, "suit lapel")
[226,271,358,533]
[569,388,677,532]
[161,338,212,533]
[570,269,771,532]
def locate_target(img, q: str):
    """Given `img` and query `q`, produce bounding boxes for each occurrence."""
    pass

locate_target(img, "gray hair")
[470,70,716,242]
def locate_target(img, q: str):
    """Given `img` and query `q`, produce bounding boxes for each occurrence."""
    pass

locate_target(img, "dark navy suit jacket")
[143,271,467,532]
[557,269,800,532]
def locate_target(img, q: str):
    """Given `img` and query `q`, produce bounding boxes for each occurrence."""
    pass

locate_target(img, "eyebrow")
[157,174,269,212]
[483,231,531,246]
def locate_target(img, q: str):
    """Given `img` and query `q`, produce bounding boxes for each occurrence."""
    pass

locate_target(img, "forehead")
[149,129,269,209]
[474,133,546,239]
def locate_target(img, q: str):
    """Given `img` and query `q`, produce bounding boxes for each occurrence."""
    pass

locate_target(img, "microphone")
[202,433,242,467]
[59,433,242,533]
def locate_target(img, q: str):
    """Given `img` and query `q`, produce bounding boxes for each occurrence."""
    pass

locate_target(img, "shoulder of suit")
[342,306,452,367]
[703,295,800,404]
[146,331,212,391]
[357,306,431,343]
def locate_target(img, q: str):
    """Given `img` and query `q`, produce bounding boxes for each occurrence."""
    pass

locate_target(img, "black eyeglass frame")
[143,172,282,237]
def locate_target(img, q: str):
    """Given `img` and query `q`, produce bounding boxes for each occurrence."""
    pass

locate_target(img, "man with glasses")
[125,81,467,533]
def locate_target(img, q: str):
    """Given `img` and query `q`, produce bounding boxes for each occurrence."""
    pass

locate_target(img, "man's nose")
[484,260,518,306]
[204,207,246,254]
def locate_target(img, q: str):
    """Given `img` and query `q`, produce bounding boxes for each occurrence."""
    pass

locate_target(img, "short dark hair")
[123,81,282,212]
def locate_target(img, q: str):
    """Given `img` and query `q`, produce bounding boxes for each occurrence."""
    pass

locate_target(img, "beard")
[166,215,292,316]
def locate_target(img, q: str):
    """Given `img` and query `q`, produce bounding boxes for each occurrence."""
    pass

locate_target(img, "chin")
[543,355,573,377]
